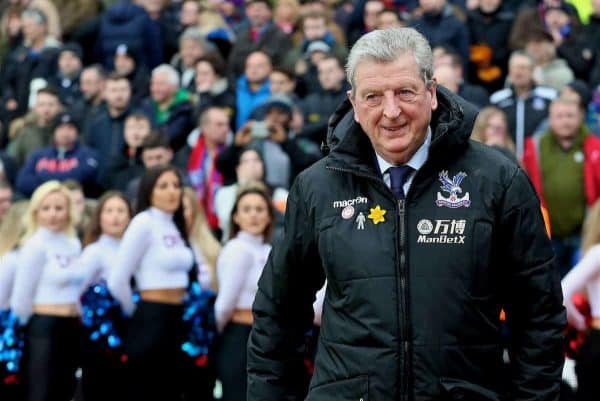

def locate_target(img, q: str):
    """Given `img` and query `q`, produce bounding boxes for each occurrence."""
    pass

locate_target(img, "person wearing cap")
[295,40,332,96]
[16,111,99,197]
[226,0,292,81]
[1,7,61,119]
[7,86,63,168]
[47,43,84,107]
[523,95,600,277]
[113,43,151,104]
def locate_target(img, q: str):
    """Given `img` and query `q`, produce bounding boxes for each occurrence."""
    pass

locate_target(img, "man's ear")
[429,79,438,111]
[347,90,359,123]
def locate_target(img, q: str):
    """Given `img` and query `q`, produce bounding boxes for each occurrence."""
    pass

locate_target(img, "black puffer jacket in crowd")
[248,87,565,401]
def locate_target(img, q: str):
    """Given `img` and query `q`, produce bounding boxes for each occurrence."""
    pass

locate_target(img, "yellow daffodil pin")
[368,205,386,224]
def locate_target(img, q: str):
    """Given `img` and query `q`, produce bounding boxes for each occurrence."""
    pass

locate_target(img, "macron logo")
[332,196,368,208]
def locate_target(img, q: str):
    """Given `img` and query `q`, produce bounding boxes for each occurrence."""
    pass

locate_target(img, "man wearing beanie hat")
[16,111,99,197]
[48,42,84,107]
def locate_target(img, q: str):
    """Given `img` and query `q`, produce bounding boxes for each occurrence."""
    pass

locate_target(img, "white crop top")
[562,245,600,330]
[108,207,194,316]
[0,250,19,310]
[78,234,121,289]
[10,228,83,323]
[215,231,271,332]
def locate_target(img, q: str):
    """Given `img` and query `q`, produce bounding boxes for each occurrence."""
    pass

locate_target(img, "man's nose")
[382,92,401,119]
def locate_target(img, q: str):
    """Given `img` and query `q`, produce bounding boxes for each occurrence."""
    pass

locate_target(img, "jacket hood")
[106,2,145,23]
[324,86,479,168]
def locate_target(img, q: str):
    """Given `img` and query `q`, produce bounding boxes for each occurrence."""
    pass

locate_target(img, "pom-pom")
[0,309,24,384]
[181,282,217,365]
[564,293,592,359]
[80,282,133,360]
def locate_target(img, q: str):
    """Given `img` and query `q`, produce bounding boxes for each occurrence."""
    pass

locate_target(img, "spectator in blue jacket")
[409,0,470,73]
[94,0,163,70]
[235,50,272,130]
[16,111,99,197]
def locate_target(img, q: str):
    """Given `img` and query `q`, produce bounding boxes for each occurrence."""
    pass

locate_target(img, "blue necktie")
[388,166,414,200]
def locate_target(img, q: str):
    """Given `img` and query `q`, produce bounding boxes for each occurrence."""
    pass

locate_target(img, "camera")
[250,121,270,139]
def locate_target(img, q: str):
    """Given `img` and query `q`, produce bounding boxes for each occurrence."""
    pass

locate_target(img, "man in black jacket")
[247,27,565,401]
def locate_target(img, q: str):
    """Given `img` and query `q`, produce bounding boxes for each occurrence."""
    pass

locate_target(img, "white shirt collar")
[375,126,432,174]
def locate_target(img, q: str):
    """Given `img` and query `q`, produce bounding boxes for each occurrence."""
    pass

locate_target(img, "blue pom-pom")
[181,283,217,361]
[0,309,25,381]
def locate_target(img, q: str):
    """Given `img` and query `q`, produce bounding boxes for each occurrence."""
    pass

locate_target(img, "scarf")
[187,135,223,229]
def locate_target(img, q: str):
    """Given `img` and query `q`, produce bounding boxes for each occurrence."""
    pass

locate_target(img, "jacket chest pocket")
[306,375,369,401]
[317,214,396,282]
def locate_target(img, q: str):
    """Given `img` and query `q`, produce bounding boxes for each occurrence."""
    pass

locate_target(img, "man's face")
[195,61,218,90]
[508,55,534,88]
[364,1,384,30]
[349,54,438,165]
[479,0,501,13]
[318,58,345,91]
[54,124,78,147]
[180,38,205,68]
[104,79,132,111]
[150,72,177,103]
[419,0,445,13]
[303,16,327,40]
[549,102,582,141]
[114,53,136,75]
[142,147,173,168]
[433,64,458,93]
[246,1,272,29]
[181,1,200,26]
[58,51,82,78]
[141,0,163,14]
[245,52,272,84]
[265,107,290,126]
[202,109,230,145]
[124,118,151,148]
[269,71,294,94]
[21,15,45,42]
[377,11,402,29]
[80,69,104,101]
[0,188,12,221]
[34,93,61,125]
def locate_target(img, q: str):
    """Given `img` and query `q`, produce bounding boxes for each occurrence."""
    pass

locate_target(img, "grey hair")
[346,28,434,96]
[152,64,180,87]
[179,27,216,53]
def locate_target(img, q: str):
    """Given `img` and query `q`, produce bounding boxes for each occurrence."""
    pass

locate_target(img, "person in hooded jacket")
[247,27,565,401]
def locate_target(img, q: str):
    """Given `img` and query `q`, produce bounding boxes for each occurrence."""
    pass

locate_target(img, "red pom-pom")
[195,355,208,367]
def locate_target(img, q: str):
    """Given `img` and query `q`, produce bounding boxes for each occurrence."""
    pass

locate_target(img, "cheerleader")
[78,191,132,401]
[9,181,83,401]
[181,187,222,400]
[108,165,194,401]
[562,200,600,401]
[215,184,274,401]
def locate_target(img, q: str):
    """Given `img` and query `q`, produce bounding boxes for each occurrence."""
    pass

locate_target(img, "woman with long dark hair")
[215,184,274,401]
[10,180,83,401]
[108,165,194,401]
[78,191,132,401]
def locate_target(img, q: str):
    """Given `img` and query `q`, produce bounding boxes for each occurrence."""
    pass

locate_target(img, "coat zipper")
[326,165,411,401]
